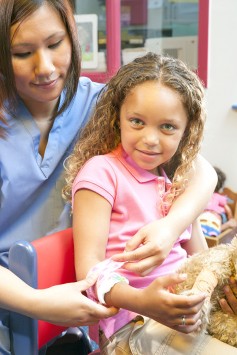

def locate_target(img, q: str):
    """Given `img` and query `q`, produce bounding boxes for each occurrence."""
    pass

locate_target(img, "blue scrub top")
[0,77,104,266]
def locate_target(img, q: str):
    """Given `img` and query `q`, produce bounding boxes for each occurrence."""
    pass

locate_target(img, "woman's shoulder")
[70,77,104,111]
[78,76,104,93]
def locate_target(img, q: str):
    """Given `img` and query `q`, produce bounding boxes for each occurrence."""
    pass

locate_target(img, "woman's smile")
[31,78,59,89]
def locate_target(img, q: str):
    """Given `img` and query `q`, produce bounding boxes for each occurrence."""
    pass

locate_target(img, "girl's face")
[10,3,72,109]
[120,81,188,175]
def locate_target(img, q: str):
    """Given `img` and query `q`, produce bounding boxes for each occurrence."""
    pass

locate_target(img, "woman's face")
[10,2,72,109]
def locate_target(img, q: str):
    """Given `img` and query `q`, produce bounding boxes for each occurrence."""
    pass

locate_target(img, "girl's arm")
[182,219,208,256]
[0,266,117,325]
[73,189,206,334]
[105,272,205,333]
[113,155,217,275]
[73,189,112,280]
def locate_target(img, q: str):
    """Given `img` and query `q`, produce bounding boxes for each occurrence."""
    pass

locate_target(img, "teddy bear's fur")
[175,237,237,347]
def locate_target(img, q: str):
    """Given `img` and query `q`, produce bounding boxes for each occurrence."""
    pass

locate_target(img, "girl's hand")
[219,277,237,315]
[137,273,206,333]
[112,218,178,275]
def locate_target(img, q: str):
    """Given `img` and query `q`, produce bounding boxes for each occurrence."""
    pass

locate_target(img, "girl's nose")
[34,50,55,78]
[143,130,159,146]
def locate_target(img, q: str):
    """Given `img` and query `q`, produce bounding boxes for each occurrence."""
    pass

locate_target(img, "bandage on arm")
[86,258,129,304]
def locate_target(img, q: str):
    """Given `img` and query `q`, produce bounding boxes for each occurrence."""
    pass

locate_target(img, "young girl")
[64,53,236,353]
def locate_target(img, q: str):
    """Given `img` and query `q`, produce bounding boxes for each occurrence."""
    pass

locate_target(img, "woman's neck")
[24,98,59,157]
[35,118,55,157]
[25,98,59,121]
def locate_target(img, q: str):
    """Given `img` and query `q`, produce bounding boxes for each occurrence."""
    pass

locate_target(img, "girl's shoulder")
[73,153,119,201]
[80,152,118,173]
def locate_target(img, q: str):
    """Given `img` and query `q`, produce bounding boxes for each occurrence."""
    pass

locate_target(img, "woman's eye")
[49,40,62,49]
[12,52,31,58]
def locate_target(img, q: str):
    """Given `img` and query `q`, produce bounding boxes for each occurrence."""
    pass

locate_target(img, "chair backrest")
[9,228,77,354]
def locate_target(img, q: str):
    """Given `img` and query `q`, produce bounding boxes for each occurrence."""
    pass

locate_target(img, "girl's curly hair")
[63,52,205,203]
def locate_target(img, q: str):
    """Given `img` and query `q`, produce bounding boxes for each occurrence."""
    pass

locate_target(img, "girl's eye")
[48,40,62,49]
[161,123,176,132]
[130,118,144,127]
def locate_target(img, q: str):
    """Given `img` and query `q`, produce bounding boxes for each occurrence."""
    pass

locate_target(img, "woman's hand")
[112,217,178,275]
[112,155,218,276]
[31,273,118,326]
[219,277,237,315]
[1,266,118,325]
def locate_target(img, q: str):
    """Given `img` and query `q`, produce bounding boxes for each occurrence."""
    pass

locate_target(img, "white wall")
[201,0,237,190]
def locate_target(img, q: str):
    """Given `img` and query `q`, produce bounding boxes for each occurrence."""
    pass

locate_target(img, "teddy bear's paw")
[208,311,237,347]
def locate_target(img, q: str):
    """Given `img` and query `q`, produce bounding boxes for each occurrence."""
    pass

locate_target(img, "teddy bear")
[175,237,237,347]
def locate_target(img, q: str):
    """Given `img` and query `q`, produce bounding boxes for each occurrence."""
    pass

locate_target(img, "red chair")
[9,228,98,354]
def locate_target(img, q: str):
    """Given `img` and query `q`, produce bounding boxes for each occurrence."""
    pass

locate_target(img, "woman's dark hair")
[0,0,81,122]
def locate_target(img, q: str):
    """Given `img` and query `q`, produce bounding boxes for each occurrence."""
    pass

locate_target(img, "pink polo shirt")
[72,144,191,338]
